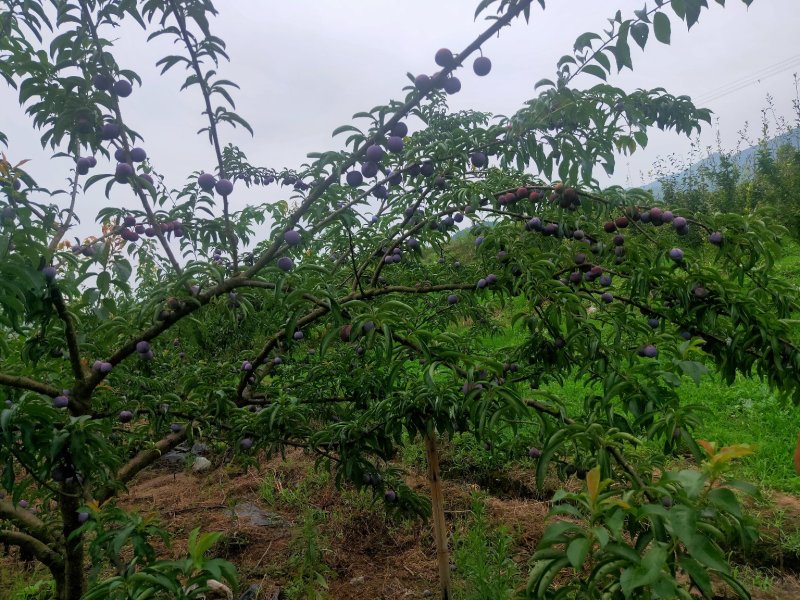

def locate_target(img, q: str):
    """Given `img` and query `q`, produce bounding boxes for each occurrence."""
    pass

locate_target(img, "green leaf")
[708,488,741,518]
[620,544,667,596]
[630,23,649,50]
[653,12,672,43]
[581,65,607,80]
[679,556,714,597]
[566,537,590,568]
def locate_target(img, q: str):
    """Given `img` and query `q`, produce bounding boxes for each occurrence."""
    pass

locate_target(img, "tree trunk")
[60,488,85,600]
[424,432,451,600]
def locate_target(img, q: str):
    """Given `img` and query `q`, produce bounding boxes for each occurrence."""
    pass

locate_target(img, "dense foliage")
[0,0,795,598]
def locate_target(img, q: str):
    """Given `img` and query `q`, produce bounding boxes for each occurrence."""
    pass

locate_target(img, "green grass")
[452,493,520,600]
[677,374,800,494]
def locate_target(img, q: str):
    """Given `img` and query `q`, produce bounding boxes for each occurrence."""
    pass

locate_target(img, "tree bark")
[424,432,451,600]
[60,486,85,600]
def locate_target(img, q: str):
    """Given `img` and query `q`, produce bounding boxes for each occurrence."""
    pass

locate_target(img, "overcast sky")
[2,0,798,243]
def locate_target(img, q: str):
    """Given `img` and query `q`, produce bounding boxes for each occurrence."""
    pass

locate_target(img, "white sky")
[2,0,798,243]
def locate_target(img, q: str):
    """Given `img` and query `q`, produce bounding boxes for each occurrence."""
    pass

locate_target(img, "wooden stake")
[425,432,451,600]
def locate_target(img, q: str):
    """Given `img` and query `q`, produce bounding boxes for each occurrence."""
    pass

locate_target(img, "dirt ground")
[3,450,800,599]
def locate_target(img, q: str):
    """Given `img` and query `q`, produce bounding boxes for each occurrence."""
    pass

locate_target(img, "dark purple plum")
[662,210,674,223]
[486,273,497,284]
[470,152,487,168]
[434,48,455,67]
[293,330,304,340]
[277,256,294,272]
[346,170,363,187]
[77,511,90,523]
[668,248,684,262]
[240,438,254,450]
[373,185,388,199]
[641,344,658,358]
[477,278,487,289]
[443,76,461,94]
[198,173,216,191]
[92,74,113,91]
[388,170,402,185]
[136,341,150,353]
[615,216,629,229]
[648,318,659,329]
[273,356,283,365]
[215,179,233,195]
[100,123,121,140]
[420,161,435,177]
[53,395,69,408]
[100,362,113,373]
[528,447,541,458]
[361,162,378,178]
[574,252,586,265]
[87,156,97,167]
[407,238,420,250]
[599,275,612,287]
[76,157,91,175]
[384,489,398,503]
[130,147,146,162]
[284,229,301,246]
[114,148,128,162]
[543,223,559,236]
[391,122,408,137]
[434,176,446,189]
[115,162,134,183]
[475,236,484,245]
[447,294,459,305]
[242,361,253,372]
[473,56,492,76]
[415,74,432,91]
[170,423,182,433]
[365,144,385,163]
[709,231,723,245]
[672,216,687,230]
[112,80,132,97]
[42,266,57,282]
[119,410,133,423]
[387,136,404,153]
[600,292,614,304]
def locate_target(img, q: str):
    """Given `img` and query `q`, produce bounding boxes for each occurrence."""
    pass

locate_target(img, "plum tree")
[0,1,793,600]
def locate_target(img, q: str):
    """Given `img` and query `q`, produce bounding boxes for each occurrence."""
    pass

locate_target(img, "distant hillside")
[639,127,800,199]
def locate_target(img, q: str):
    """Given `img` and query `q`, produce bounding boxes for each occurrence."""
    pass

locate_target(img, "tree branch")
[0,372,60,397]
[49,287,85,385]
[0,499,56,545]
[97,428,188,504]
[0,529,63,572]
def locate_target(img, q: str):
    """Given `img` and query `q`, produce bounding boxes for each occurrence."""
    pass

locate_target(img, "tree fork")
[425,431,451,600]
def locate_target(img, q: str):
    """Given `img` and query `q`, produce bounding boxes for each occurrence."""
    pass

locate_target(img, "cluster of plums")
[414,47,492,94]
[198,172,234,196]
[136,340,154,361]
[92,73,133,98]
[118,216,183,243]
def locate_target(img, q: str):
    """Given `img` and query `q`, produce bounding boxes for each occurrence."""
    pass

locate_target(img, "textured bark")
[60,489,85,600]
[425,433,451,600]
